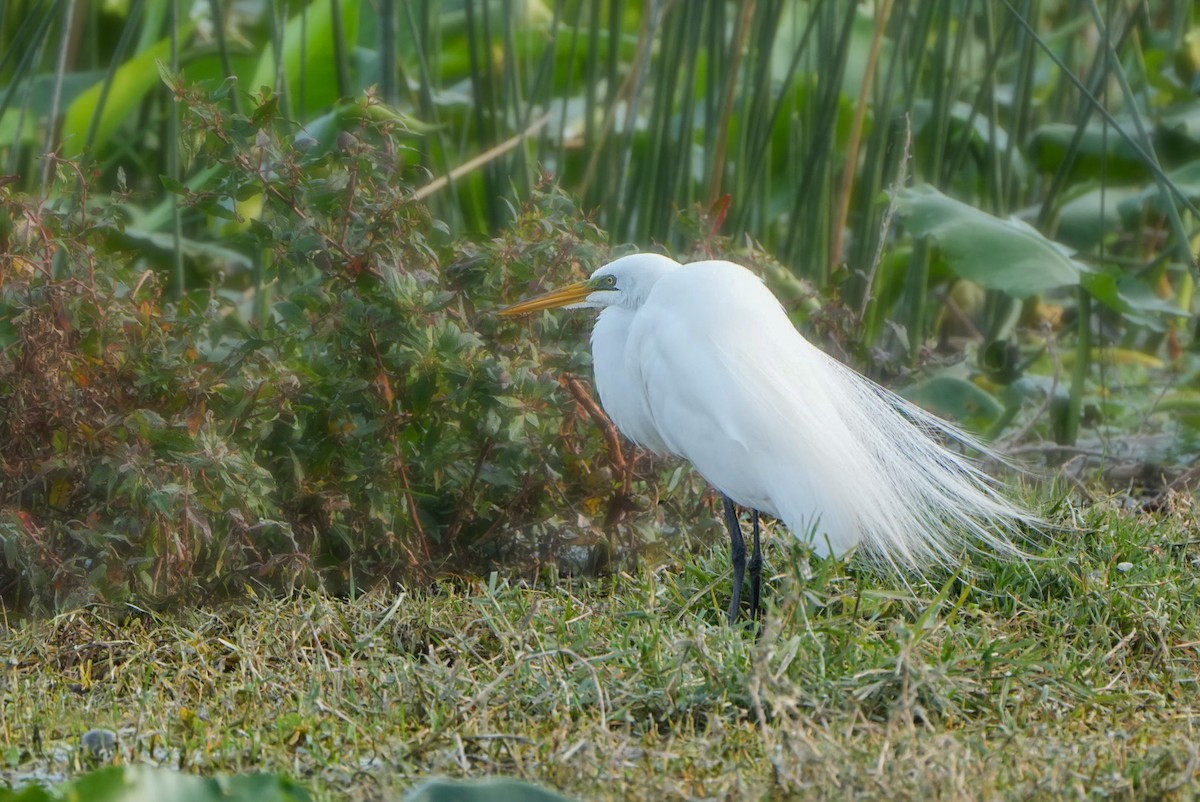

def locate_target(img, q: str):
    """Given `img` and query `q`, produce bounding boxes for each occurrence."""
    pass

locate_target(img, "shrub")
[0,88,630,611]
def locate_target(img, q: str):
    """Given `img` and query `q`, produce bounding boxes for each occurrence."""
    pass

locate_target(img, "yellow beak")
[498,280,593,316]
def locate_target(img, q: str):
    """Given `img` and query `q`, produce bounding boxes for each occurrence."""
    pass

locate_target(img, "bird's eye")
[602,275,617,288]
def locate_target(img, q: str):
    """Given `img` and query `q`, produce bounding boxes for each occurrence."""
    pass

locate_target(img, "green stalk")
[1062,288,1091,446]
[849,1,909,319]
[731,0,796,241]
[782,0,857,281]
[905,237,930,361]
[708,0,753,206]
[208,0,243,115]
[169,0,184,299]
[266,0,290,118]
[379,0,397,104]
[297,2,308,118]
[12,3,54,181]
[831,0,892,268]
[463,0,500,229]
[82,0,146,152]
[330,0,352,101]
[401,0,457,227]
[1084,0,1195,270]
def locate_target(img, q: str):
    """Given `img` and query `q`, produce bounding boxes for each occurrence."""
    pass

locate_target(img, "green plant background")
[0,1,1198,609]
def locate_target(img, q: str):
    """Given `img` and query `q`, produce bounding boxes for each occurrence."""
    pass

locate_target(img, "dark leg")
[748,510,763,621]
[722,495,746,624]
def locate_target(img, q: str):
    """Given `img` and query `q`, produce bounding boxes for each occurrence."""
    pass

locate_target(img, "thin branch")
[408,114,551,203]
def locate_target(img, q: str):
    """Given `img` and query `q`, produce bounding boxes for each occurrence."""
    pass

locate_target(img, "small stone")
[81,728,117,759]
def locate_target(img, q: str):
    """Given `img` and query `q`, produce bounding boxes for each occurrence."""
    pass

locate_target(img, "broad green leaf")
[61,36,180,157]
[3,766,312,802]
[1157,391,1200,413]
[297,101,436,155]
[895,185,1082,298]
[1159,100,1200,145]
[1053,184,1141,250]
[902,375,1004,428]
[111,227,254,277]
[1118,158,1200,218]
[250,0,362,116]
[911,100,1025,183]
[1078,265,1187,331]
[1027,121,1148,181]
[0,109,37,147]
[403,777,579,802]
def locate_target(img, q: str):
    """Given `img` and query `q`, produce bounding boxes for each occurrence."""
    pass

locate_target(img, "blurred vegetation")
[1,0,1199,609]
[0,764,576,801]
[0,766,313,802]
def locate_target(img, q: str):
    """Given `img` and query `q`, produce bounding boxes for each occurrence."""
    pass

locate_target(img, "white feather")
[585,254,1037,569]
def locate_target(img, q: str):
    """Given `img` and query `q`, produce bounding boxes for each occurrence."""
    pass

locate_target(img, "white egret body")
[502,254,1038,620]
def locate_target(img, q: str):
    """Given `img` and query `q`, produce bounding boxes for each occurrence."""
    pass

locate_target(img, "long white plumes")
[613,258,1041,572]
[758,336,1038,570]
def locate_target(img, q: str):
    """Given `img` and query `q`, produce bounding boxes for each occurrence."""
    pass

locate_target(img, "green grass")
[2,494,1199,800]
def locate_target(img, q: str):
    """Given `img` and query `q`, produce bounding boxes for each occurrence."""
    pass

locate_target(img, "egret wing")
[591,306,672,454]
[626,260,1034,566]
[627,262,858,551]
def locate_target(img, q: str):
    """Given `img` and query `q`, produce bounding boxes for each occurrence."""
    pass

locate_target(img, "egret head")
[499,253,680,316]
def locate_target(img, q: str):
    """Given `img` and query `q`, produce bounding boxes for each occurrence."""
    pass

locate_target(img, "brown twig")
[444,438,494,550]
[561,374,638,533]
[367,330,431,565]
[561,374,627,476]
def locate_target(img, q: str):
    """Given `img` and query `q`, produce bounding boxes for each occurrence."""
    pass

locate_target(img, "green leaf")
[0,766,312,802]
[61,35,185,157]
[901,374,1004,428]
[250,0,362,115]
[297,103,438,154]
[0,109,38,147]
[1118,158,1200,218]
[895,185,1082,299]
[0,785,55,802]
[403,777,579,802]
[1078,265,1187,331]
[110,227,254,277]
[1027,121,1149,181]
[1159,101,1200,145]
[159,174,187,194]
[1053,184,1142,251]
[1157,391,1200,413]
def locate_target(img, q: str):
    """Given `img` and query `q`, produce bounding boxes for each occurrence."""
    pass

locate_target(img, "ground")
[2,496,1199,800]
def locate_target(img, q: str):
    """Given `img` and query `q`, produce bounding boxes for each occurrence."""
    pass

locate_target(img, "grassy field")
[3,492,1199,800]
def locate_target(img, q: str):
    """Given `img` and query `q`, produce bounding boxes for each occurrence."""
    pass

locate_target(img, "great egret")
[501,254,1039,622]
